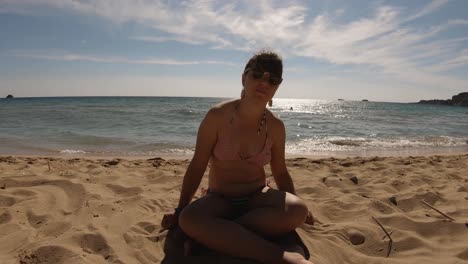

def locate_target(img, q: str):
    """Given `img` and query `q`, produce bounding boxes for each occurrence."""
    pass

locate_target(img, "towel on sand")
[161,227,310,263]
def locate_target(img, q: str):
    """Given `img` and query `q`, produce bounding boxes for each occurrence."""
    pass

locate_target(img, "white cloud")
[426,49,468,72]
[131,36,204,45]
[2,0,467,96]
[404,0,450,22]
[3,0,463,64]
[8,50,237,66]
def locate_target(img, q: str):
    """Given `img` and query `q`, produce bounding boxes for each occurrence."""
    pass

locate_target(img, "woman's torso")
[208,100,273,197]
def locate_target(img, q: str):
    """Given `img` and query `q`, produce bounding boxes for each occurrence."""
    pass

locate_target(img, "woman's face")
[242,69,281,102]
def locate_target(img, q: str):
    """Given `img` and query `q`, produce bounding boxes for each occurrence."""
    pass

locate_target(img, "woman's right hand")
[305,209,315,225]
[161,212,179,230]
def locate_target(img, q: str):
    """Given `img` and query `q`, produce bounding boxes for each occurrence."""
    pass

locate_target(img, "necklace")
[231,103,267,135]
[257,109,267,135]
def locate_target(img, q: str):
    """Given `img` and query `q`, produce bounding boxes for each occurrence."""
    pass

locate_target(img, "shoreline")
[1,146,467,161]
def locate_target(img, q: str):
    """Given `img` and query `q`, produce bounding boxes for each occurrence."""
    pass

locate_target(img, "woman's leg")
[235,187,309,236]
[178,193,311,264]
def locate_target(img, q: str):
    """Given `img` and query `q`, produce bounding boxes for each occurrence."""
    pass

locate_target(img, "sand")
[0,154,467,264]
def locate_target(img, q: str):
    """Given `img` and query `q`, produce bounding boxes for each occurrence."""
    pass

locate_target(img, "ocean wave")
[72,142,196,156]
[286,136,468,154]
[367,136,468,148]
[60,149,86,154]
[329,139,368,147]
[127,142,192,151]
[63,147,194,157]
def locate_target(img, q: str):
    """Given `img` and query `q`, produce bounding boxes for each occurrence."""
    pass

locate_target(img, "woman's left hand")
[305,210,315,225]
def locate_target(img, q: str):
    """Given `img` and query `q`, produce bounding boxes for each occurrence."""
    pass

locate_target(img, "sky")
[0,0,467,102]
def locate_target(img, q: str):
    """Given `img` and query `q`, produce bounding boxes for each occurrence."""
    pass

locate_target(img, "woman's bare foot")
[183,239,191,256]
[281,251,314,264]
[183,238,204,256]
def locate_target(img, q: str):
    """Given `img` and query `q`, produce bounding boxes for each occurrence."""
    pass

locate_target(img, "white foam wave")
[60,149,86,154]
[286,136,468,154]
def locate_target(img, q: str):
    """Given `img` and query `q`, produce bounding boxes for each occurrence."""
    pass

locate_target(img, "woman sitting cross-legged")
[161,50,315,264]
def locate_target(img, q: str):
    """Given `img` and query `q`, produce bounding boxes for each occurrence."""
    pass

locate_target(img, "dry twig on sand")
[420,200,456,221]
[382,231,393,240]
[372,216,393,258]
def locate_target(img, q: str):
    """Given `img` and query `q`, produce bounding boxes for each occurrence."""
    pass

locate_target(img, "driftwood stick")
[372,216,393,258]
[420,200,455,221]
[382,231,393,240]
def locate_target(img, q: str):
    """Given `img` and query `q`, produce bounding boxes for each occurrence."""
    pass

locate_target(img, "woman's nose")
[262,72,271,81]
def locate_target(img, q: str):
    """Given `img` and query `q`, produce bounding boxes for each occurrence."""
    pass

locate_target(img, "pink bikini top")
[212,113,273,167]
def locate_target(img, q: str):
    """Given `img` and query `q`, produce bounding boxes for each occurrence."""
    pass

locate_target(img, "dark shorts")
[207,185,266,216]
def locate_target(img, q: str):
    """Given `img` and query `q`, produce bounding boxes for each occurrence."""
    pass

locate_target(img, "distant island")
[6,94,14,98]
[417,92,468,107]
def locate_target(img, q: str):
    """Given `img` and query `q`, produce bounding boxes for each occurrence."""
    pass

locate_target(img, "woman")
[161,50,314,264]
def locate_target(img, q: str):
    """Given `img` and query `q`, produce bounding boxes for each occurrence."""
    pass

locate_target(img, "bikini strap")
[229,102,238,125]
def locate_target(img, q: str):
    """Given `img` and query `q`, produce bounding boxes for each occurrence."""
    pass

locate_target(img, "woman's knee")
[178,196,229,234]
[178,205,204,234]
[286,196,308,225]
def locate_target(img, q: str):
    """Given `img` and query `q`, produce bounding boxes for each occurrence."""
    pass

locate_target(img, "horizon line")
[1,94,426,104]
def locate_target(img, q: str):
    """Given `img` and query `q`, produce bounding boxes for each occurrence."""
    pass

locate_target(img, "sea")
[1,96,467,157]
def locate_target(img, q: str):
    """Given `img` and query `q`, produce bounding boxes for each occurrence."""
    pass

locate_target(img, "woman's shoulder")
[208,99,238,116]
[266,109,284,128]
[266,109,285,141]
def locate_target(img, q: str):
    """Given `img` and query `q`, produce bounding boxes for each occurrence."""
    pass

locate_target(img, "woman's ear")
[241,74,245,86]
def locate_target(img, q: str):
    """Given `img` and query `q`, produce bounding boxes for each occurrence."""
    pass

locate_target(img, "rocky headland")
[417,92,468,107]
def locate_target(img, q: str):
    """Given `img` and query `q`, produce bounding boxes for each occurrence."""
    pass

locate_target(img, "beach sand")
[0,154,467,264]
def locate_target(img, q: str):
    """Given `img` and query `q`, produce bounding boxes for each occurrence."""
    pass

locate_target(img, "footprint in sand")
[26,210,49,228]
[38,221,72,237]
[79,233,114,261]
[369,200,394,214]
[106,184,143,197]
[127,221,160,241]
[137,222,158,235]
[0,195,16,207]
[11,189,36,197]
[0,210,12,224]
[322,176,347,188]
[137,199,169,214]
[123,222,162,263]
[18,245,79,264]
[457,248,468,260]
[1,179,86,213]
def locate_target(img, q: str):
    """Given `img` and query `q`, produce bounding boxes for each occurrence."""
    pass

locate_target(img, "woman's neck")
[237,98,266,122]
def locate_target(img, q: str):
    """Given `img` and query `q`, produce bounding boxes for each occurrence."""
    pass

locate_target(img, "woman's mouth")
[256,89,267,95]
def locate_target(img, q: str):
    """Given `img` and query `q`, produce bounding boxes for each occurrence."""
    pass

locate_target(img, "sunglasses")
[244,68,283,86]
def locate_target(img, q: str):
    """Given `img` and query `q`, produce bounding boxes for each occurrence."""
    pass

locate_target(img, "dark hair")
[244,50,283,78]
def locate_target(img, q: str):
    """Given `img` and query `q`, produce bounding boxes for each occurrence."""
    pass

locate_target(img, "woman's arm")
[269,119,296,195]
[270,117,315,225]
[177,107,219,209]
